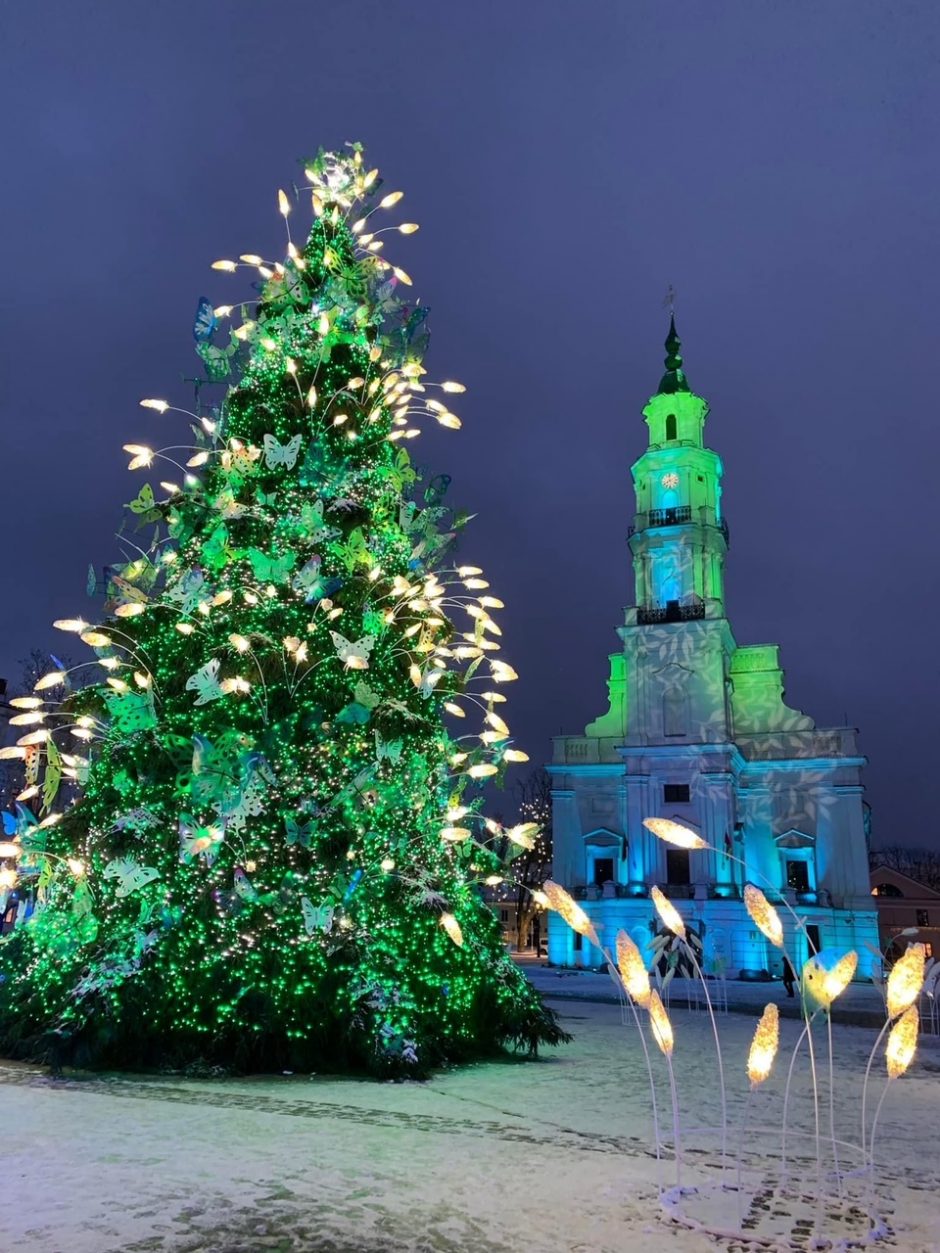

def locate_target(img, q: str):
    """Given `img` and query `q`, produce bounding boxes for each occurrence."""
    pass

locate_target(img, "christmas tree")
[0,146,565,1076]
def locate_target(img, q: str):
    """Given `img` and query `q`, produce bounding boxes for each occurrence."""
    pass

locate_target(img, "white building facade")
[547,321,879,978]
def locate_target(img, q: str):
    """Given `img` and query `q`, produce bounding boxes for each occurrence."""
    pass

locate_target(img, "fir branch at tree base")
[0,909,568,1078]
[0,144,567,1078]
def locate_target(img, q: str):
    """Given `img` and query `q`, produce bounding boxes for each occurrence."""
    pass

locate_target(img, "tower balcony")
[649,504,692,527]
[636,598,706,625]
[628,507,729,544]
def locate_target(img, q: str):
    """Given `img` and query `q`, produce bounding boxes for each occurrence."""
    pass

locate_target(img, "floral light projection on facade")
[0,145,568,1077]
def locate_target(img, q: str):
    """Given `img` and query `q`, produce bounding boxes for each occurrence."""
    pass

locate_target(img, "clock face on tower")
[661,472,679,490]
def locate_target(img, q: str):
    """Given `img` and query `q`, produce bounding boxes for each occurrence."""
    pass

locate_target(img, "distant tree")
[510,769,553,950]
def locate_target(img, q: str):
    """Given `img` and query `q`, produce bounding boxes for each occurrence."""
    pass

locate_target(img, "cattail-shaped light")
[886,943,927,1020]
[744,884,784,948]
[650,885,686,939]
[542,880,599,946]
[747,1003,780,1087]
[886,1005,919,1078]
[616,929,651,1007]
[803,949,859,1009]
[823,950,858,1003]
[648,989,674,1056]
[440,912,463,947]
[643,817,707,850]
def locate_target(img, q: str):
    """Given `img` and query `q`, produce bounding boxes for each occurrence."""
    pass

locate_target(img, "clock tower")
[547,316,880,980]
[628,317,727,620]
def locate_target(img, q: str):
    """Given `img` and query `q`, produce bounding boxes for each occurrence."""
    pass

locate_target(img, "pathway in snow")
[2,999,938,1252]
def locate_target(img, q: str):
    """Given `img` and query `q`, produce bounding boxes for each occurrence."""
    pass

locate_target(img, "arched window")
[872,882,904,898]
[665,413,677,441]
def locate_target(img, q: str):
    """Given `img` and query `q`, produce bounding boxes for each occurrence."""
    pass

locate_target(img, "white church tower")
[547,319,879,977]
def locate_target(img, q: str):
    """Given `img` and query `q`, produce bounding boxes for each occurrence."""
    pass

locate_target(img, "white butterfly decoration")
[298,499,339,545]
[330,631,375,671]
[410,665,444,697]
[302,896,335,936]
[103,857,161,899]
[221,765,271,833]
[186,658,223,706]
[375,732,403,764]
[263,433,303,470]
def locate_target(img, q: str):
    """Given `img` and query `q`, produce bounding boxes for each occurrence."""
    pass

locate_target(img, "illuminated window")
[786,860,810,892]
[873,882,903,898]
[665,413,677,441]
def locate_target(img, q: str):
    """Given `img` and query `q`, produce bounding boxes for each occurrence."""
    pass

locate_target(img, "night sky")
[3,3,938,846]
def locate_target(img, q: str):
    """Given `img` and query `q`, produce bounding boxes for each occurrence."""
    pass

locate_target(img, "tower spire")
[657,315,691,395]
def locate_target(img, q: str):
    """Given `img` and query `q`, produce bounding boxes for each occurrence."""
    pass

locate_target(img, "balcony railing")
[627,510,729,544]
[649,505,692,527]
[637,599,706,625]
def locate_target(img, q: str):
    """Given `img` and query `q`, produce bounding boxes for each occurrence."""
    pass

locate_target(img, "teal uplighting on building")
[547,318,879,979]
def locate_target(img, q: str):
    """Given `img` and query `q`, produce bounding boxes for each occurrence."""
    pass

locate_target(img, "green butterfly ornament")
[284,814,315,848]
[246,548,297,584]
[126,483,161,526]
[103,688,158,735]
[201,524,231,572]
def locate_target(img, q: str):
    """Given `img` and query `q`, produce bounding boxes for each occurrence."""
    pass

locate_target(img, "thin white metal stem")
[735,1083,755,1229]
[860,1018,891,1164]
[866,1078,893,1220]
[826,1012,844,1201]
[780,1017,812,1184]
[684,942,728,1173]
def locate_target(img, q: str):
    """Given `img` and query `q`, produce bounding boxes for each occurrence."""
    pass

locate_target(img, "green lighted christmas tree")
[0,145,565,1076]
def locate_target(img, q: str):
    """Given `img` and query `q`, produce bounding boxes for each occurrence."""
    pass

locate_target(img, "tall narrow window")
[665,413,677,441]
[593,857,614,886]
[666,848,691,886]
[786,860,810,892]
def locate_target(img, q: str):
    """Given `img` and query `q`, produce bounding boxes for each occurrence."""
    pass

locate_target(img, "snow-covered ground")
[2,996,938,1252]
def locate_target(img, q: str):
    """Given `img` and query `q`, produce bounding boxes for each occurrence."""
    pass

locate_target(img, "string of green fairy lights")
[0,145,566,1075]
